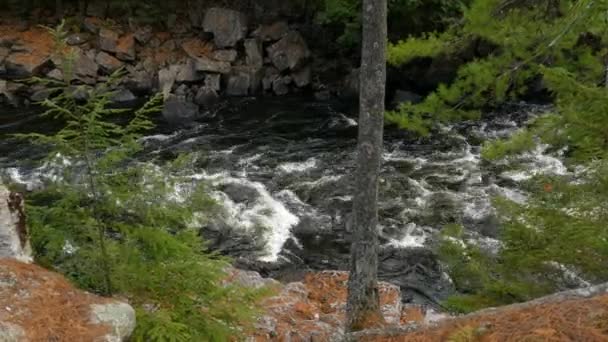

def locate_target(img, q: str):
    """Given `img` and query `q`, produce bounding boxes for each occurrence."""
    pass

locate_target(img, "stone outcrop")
[203,8,248,48]
[0,185,31,263]
[0,259,136,342]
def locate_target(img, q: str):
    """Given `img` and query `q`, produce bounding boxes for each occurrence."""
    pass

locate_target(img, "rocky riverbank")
[0,6,352,126]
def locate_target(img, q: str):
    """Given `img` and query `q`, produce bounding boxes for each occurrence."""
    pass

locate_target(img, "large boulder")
[267,31,310,72]
[0,259,135,342]
[203,8,248,48]
[0,186,31,263]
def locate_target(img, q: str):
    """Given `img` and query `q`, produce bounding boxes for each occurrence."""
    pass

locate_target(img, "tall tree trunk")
[346,0,387,332]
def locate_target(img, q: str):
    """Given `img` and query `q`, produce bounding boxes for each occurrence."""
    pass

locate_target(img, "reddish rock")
[116,34,136,61]
[96,51,123,74]
[98,28,119,53]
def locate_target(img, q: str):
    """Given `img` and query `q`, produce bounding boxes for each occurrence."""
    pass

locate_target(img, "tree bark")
[346,0,387,332]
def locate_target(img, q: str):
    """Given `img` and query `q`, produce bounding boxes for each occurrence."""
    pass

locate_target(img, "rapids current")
[0,97,566,305]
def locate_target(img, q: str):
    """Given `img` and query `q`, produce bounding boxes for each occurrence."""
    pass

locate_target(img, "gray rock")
[134,26,153,45]
[212,49,238,63]
[83,17,102,34]
[98,28,119,53]
[46,69,64,81]
[0,80,18,107]
[73,52,98,84]
[252,21,289,42]
[262,67,280,92]
[159,66,179,99]
[115,34,136,62]
[267,31,310,71]
[162,95,199,126]
[68,85,91,102]
[125,70,154,94]
[0,322,25,342]
[227,268,280,289]
[0,186,32,263]
[110,88,137,106]
[203,8,248,48]
[244,39,264,68]
[30,88,54,102]
[194,87,220,107]
[226,74,251,96]
[0,47,9,64]
[90,302,136,342]
[273,75,292,96]
[176,60,203,83]
[292,66,311,88]
[95,51,123,74]
[204,74,221,91]
[66,33,91,46]
[193,56,231,74]
[231,66,263,95]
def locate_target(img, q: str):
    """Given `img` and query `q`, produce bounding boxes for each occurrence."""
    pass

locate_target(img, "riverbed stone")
[98,28,119,53]
[292,66,312,88]
[204,74,221,91]
[195,86,220,107]
[262,67,280,92]
[203,8,248,48]
[273,75,292,96]
[226,74,251,96]
[267,31,310,71]
[162,95,199,126]
[176,60,203,83]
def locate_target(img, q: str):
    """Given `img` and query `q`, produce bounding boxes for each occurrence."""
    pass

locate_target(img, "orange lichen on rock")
[363,294,608,342]
[0,258,111,341]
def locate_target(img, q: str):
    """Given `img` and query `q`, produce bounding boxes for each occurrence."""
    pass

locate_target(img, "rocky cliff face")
[0,7,321,126]
[0,184,136,342]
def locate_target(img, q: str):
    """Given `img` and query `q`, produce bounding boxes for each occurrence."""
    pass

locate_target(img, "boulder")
[262,67,280,92]
[204,74,222,91]
[203,8,248,48]
[73,51,99,84]
[0,186,31,263]
[193,55,231,74]
[98,28,119,53]
[125,70,154,95]
[162,95,199,126]
[252,21,289,42]
[159,66,179,99]
[195,86,220,107]
[0,259,136,341]
[267,31,310,71]
[95,51,123,74]
[292,66,312,88]
[212,49,238,63]
[110,88,137,106]
[116,34,136,62]
[4,52,50,77]
[176,60,203,83]
[46,69,64,81]
[244,39,264,68]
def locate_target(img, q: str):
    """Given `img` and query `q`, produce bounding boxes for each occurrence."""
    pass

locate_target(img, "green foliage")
[20,23,267,341]
[481,130,535,161]
[387,0,608,135]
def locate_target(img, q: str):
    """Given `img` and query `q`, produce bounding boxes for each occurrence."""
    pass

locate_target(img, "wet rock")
[162,95,199,126]
[125,70,154,95]
[262,67,280,92]
[273,75,292,96]
[98,28,119,53]
[116,34,136,62]
[204,74,221,91]
[212,49,238,63]
[95,51,123,74]
[193,55,231,74]
[110,88,137,106]
[226,74,251,96]
[203,8,248,48]
[252,21,289,42]
[267,31,310,71]
[29,88,54,102]
[0,186,31,263]
[66,33,91,46]
[194,87,220,107]
[0,80,19,107]
[292,66,312,88]
[244,39,264,68]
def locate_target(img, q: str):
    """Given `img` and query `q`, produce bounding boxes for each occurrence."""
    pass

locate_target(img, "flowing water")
[0,97,566,305]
